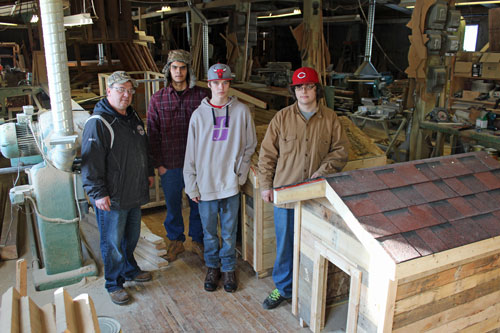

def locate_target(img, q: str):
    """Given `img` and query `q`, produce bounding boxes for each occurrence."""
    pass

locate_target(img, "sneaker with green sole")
[262,289,290,310]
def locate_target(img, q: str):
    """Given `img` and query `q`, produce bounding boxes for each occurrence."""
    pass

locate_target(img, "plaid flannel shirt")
[147,85,208,169]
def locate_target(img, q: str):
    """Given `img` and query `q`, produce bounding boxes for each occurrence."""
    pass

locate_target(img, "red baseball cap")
[291,67,319,86]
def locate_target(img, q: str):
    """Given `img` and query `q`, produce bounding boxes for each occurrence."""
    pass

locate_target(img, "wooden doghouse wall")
[393,252,500,332]
[297,198,391,332]
[241,174,276,277]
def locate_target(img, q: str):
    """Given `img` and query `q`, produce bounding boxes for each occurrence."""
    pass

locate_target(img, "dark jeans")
[95,206,142,292]
[272,207,294,298]
[160,168,203,243]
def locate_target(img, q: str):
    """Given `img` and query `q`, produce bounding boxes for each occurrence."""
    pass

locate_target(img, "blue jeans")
[160,168,203,243]
[273,207,294,299]
[198,194,240,272]
[95,206,142,292]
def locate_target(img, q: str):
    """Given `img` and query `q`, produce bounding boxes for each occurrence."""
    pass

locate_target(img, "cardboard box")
[462,90,481,100]
[455,61,472,75]
[479,53,500,78]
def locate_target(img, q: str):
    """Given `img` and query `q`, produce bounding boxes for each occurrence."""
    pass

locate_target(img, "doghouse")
[274,151,500,332]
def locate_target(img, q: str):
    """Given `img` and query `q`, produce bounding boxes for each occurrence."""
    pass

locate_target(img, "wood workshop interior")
[1,0,500,332]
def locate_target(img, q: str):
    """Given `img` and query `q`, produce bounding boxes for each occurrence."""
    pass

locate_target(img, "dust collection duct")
[354,0,380,77]
[0,0,97,290]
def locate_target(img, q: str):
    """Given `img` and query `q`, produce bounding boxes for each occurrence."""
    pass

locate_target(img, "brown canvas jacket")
[258,102,349,207]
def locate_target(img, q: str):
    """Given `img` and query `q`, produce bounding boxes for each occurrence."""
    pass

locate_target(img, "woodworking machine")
[0,0,97,290]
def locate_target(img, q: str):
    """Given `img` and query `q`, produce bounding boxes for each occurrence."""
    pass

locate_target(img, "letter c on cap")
[297,72,306,79]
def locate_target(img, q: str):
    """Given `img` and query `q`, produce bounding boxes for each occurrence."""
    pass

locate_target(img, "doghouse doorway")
[310,243,362,332]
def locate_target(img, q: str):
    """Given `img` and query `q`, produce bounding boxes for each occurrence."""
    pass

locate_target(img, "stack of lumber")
[0,259,100,332]
[114,43,158,72]
[250,117,386,170]
[134,222,169,269]
[290,22,330,85]
[0,184,19,260]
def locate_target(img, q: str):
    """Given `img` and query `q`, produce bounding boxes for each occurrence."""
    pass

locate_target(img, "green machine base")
[33,259,98,291]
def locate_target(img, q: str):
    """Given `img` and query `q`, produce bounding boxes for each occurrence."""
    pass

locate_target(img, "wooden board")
[55,288,77,333]
[0,287,21,333]
[0,192,20,260]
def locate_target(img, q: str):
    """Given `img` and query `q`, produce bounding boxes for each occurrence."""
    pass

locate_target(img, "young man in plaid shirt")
[147,50,208,262]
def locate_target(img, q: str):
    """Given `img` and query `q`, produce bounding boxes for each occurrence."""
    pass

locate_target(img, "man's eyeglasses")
[294,84,316,91]
[112,87,136,95]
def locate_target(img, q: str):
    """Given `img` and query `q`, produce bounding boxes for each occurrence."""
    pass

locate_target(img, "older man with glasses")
[258,67,350,309]
[82,71,154,305]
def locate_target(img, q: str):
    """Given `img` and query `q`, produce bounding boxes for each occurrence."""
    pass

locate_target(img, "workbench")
[348,113,408,157]
[418,120,500,158]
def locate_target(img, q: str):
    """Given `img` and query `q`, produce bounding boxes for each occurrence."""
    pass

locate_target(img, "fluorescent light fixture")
[456,0,500,4]
[405,0,500,8]
[156,6,172,13]
[63,13,93,27]
[0,22,18,26]
[258,8,301,19]
[30,14,38,23]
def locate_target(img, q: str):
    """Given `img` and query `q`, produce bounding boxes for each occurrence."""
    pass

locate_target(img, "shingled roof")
[326,151,500,264]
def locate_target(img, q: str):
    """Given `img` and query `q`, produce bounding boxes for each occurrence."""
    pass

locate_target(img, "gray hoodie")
[184,96,257,201]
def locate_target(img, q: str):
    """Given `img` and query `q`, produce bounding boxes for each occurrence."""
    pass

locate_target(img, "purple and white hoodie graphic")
[213,116,229,141]
[183,96,257,201]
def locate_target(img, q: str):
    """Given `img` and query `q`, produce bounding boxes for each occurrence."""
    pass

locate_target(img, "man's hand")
[158,166,167,176]
[192,196,200,203]
[148,176,154,187]
[95,196,111,211]
[311,172,321,179]
[261,189,273,203]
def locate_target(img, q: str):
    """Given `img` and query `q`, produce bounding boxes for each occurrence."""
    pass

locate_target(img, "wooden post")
[16,259,27,297]
[234,2,251,81]
[302,0,323,69]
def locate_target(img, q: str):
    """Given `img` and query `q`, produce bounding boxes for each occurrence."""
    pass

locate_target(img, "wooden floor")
[0,203,309,332]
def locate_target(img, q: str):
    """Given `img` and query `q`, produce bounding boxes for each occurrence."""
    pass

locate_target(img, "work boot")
[164,240,185,262]
[191,241,204,261]
[109,288,130,305]
[222,271,237,293]
[262,289,290,310]
[133,271,152,282]
[204,267,221,292]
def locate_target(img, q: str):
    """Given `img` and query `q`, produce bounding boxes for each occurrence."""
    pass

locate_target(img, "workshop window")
[463,24,478,52]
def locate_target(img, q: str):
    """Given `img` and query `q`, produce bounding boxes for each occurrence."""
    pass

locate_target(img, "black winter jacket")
[81,98,153,210]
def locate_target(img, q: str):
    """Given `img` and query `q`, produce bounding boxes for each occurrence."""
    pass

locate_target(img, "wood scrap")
[135,221,169,269]
[196,81,267,109]
[0,187,20,260]
[140,221,164,245]
[134,246,169,268]
[0,287,20,333]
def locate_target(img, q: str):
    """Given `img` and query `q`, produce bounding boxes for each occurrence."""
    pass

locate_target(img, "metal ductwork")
[354,0,379,77]
[39,0,76,171]
[188,0,209,78]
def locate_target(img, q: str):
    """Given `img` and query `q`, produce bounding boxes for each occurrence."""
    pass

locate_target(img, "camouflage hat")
[107,71,138,88]
[207,63,232,81]
[162,49,192,74]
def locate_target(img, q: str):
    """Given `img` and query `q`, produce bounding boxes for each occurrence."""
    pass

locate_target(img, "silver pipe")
[0,165,32,175]
[187,0,209,78]
[98,43,105,66]
[364,0,376,62]
[39,0,75,171]
[185,12,192,51]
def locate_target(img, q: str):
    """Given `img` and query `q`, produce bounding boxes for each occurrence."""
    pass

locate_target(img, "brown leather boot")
[164,240,185,262]
[222,271,237,293]
[204,267,221,292]
[191,241,204,261]
[109,288,130,305]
